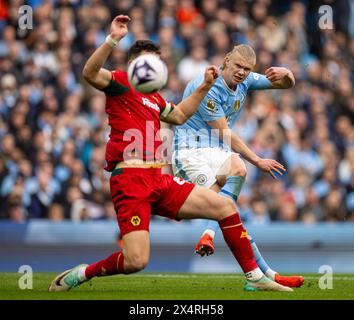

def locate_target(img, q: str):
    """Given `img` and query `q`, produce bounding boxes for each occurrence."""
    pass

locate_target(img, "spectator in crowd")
[177,45,209,84]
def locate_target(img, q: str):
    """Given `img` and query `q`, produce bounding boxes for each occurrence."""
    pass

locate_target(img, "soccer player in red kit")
[49,15,292,292]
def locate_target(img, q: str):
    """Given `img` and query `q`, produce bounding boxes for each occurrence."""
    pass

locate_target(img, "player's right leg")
[181,152,246,256]
[194,182,220,256]
[172,148,230,256]
[177,186,292,292]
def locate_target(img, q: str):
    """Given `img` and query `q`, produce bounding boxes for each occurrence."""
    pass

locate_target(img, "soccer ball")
[127,54,168,93]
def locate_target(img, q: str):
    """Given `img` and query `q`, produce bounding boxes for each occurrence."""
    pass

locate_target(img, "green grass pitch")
[1,273,354,300]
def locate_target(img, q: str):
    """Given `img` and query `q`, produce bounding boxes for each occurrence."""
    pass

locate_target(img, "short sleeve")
[248,72,273,90]
[198,87,225,122]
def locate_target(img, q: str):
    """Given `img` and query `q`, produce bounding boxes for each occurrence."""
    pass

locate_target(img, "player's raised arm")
[161,66,219,125]
[82,15,131,89]
[248,67,295,90]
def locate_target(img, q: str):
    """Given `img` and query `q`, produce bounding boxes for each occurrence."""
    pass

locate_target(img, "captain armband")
[160,102,175,119]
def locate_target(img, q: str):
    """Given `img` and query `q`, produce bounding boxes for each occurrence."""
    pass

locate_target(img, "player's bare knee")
[124,255,149,273]
[218,203,239,221]
[222,197,236,217]
[125,262,147,274]
[229,165,247,177]
[210,196,236,221]
[229,156,247,177]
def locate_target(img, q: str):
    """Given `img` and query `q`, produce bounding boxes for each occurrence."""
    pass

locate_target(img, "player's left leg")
[195,154,304,287]
[197,156,270,264]
[49,168,154,292]
[48,230,150,292]
[85,230,150,276]
[175,185,292,292]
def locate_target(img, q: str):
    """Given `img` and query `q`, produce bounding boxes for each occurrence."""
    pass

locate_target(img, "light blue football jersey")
[173,71,273,151]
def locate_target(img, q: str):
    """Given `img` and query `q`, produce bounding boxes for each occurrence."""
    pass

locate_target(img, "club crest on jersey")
[240,231,249,239]
[196,174,208,185]
[206,99,216,112]
[131,216,141,226]
[233,100,241,112]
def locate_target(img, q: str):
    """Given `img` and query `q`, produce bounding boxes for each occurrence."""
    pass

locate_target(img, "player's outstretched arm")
[208,117,286,179]
[265,67,295,89]
[162,66,219,125]
[82,15,131,90]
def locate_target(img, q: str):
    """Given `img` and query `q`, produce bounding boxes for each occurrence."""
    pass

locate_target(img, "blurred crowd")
[0,0,353,223]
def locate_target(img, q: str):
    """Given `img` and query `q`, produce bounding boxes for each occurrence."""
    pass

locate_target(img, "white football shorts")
[172,147,238,188]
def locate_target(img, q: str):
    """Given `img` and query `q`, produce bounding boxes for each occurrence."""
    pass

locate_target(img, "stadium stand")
[0,0,353,223]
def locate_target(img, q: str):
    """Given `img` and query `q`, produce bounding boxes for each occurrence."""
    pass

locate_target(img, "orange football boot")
[274,273,305,287]
[195,233,215,256]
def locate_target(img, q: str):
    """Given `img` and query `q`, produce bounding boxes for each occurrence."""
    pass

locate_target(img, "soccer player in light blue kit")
[173,44,304,287]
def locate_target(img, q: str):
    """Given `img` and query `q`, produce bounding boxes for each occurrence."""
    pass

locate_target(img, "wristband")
[105,35,118,48]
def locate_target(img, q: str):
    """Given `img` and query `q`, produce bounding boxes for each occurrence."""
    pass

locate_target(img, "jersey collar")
[221,77,237,93]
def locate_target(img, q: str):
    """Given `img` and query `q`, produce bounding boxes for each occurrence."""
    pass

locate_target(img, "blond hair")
[222,44,256,69]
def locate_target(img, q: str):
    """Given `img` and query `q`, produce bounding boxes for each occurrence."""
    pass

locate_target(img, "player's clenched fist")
[110,15,131,41]
[265,67,290,82]
[203,66,219,87]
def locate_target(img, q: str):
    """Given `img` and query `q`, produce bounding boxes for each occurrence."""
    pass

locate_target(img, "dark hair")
[128,40,161,60]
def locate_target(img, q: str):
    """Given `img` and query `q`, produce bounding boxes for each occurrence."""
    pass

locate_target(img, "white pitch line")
[131,274,354,280]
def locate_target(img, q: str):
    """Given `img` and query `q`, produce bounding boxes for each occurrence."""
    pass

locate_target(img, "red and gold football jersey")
[102,70,173,171]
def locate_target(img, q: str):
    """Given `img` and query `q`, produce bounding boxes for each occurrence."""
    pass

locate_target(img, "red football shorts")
[110,167,195,236]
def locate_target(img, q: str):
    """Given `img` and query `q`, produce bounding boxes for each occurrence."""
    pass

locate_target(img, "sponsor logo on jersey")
[131,216,141,226]
[253,73,260,80]
[206,99,216,112]
[142,97,160,112]
[196,174,208,185]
